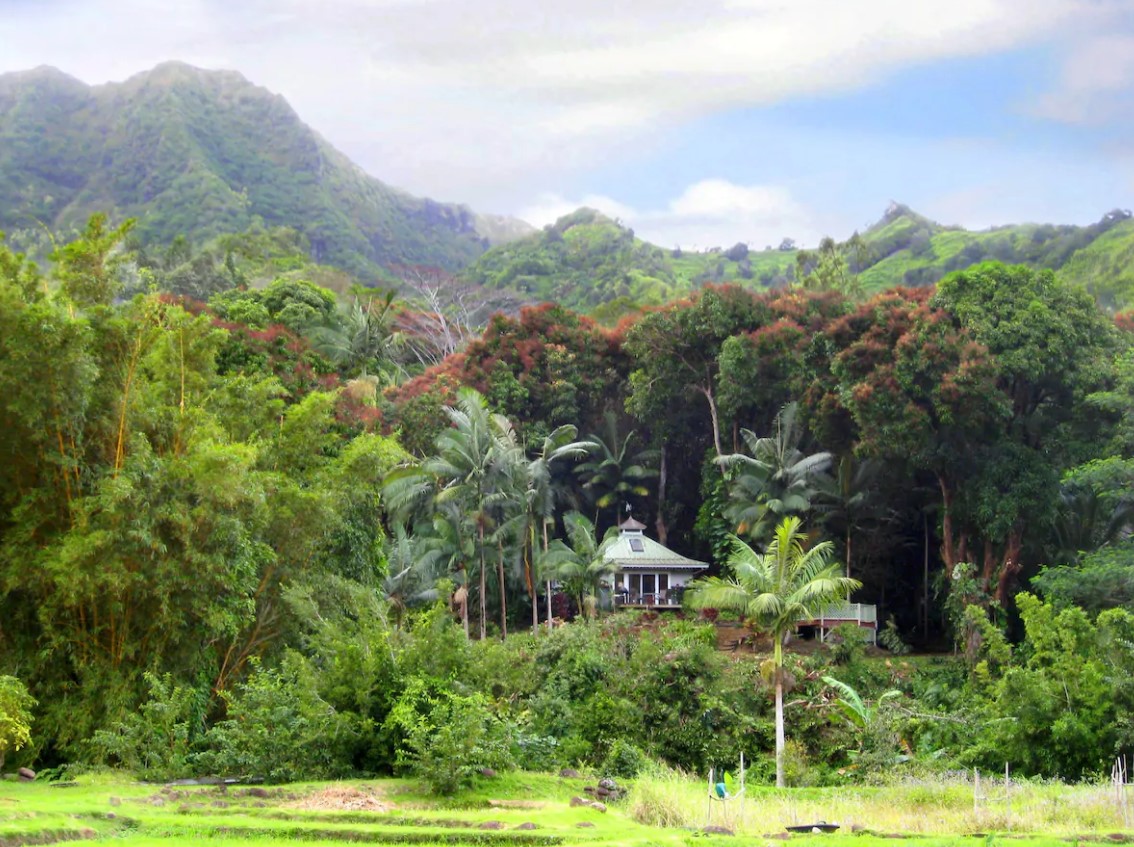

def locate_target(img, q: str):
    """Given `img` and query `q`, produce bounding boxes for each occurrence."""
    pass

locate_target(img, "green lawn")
[1,771,1130,847]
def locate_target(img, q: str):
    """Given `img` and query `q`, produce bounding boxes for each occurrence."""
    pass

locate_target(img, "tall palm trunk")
[544,521,553,631]
[529,526,539,636]
[478,523,487,640]
[497,538,508,639]
[774,638,786,788]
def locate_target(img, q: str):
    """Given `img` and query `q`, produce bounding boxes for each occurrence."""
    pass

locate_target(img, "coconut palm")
[310,290,404,382]
[381,523,443,629]
[521,425,591,633]
[576,411,658,527]
[717,402,832,543]
[684,516,860,787]
[382,388,518,639]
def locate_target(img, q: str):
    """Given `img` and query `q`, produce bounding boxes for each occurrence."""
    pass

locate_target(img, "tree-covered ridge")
[0,63,532,279]
[463,203,1134,312]
[461,208,797,312]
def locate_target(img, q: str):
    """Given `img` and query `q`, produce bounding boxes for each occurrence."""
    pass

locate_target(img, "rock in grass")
[703,825,734,836]
[479,768,497,778]
[17,767,35,781]
[559,768,581,778]
[576,821,596,828]
[570,796,588,807]
[478,821,506,830]
[516,823,539,830]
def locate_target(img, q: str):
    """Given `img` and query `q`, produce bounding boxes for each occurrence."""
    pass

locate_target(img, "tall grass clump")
[626,761,701,828]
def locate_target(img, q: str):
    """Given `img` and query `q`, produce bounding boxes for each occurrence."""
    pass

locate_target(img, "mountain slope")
[461,207,796,310]
[465,202,1134,312]
[0,62,532,277]
[855,203,1133,296]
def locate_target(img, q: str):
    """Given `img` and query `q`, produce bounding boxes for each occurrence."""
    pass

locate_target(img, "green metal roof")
[604,527,708,571]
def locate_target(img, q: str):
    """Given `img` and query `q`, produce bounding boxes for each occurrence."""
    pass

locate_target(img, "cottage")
[606,516,708,609]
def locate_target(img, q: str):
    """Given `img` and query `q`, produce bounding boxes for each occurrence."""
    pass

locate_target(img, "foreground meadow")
[1,770,1130,847]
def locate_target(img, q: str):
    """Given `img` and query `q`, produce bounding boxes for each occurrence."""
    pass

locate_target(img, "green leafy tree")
[684,516,860,786]
[53,213,136,309]
[0,676,35,770]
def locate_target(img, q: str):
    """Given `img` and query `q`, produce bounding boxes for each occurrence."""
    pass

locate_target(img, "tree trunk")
[655,445,668,546]
[546,582,553,631]
[845,525,852,580]
[774,665,786,789]
[459,565,470,638]
[923,512,930,638]
[937,474,956,569]
[995,527,1024,606]
[497,538,508,639]
[698,382,723,459]
[478,524,487,640]
[544,522,553,632]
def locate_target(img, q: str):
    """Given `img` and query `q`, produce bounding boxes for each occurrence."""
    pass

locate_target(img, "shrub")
[202,655,353,783]
[827,623,870,665]
[0,675,36,770]
[879,616,911,655]
[602,738,649,779]
[387,680,513,795]
[89,672,207,781]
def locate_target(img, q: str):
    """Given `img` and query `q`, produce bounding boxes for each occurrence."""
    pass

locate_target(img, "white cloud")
[0,0,1130,223]
[1032,33,1134,124]
[521,179,819,249]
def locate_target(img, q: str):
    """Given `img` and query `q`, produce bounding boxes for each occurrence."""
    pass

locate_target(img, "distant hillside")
[461,208,796,311]
[465,203,1134,311]
[0,62,532,277]
[855,203,1134,299]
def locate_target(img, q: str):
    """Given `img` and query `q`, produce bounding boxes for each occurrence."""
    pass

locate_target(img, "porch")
[796,602,878,644]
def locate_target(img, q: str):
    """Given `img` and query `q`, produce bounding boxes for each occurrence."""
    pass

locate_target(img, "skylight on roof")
[629,538,644,552]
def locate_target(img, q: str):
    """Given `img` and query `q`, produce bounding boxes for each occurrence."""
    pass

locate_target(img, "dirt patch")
[487,799,548,809]
[290,785,394,813]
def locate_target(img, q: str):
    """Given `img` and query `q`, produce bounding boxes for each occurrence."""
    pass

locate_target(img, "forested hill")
[0,62,532,277]
[464,203,1134,312]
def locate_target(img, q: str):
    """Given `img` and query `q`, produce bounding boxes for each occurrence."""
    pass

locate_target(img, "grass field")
[1,769,1130,847]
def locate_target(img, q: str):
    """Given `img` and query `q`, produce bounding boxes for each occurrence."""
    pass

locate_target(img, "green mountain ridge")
[0,62,533,278]
[464,201,1134,311]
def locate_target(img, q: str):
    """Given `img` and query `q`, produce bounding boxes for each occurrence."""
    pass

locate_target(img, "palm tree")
[718,402,832,543]
[383,388,517,639]
[576,411,658,527]
[381,523,443,629]
[684,516,860,787]
[310,290,404,382]
[815,455,886,579]
[521,425,591,633]
[543,512,619,620]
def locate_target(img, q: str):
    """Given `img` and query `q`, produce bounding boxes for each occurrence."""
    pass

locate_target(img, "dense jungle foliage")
[2,213,1134,791]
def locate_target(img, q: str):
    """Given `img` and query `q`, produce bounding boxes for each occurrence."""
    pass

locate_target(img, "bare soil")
[289,785,394,813]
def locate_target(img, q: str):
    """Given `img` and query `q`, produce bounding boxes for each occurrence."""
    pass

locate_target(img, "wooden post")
[707,767,714,828]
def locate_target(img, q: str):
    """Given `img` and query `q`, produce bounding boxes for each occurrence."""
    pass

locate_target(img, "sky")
[2,0,1133,249]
